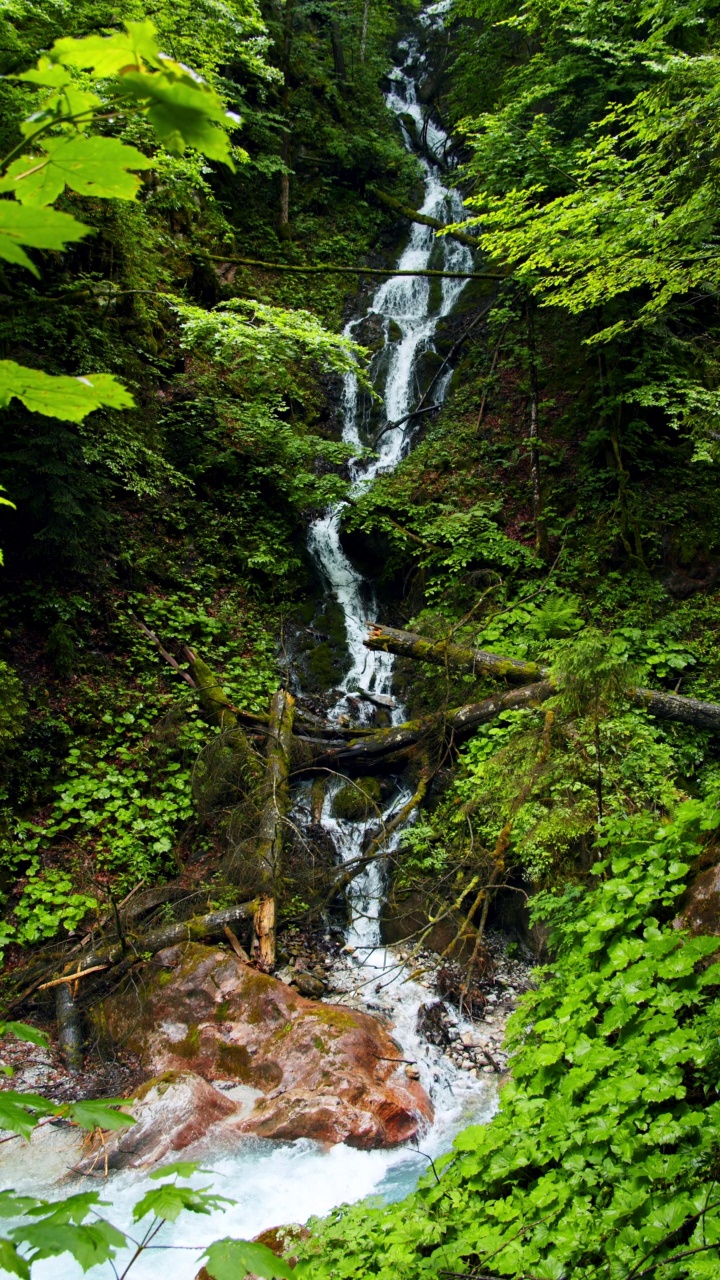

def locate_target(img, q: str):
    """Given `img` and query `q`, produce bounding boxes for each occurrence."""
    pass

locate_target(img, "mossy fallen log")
[365,622,720,733]
[312,681,554,769]
[368,187,482,250]
[366,622,546,683]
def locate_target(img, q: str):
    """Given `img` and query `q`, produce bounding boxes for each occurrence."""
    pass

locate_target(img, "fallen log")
[203,252,500,282]
[369,187,482,250]
[185,647,239,731]
[366,622,546,683]
[252,689,296,969]
[8,904,257,1014]
[365,623,720,734]
[313,681,554,769]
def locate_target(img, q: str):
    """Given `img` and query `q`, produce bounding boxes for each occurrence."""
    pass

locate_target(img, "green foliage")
[0,1091,133,1141]
[0,1022,49,1048]
[7,869,98,945]
[0,662,26,750]
[176,298,370,384]
[202,1238,294,1280]
[131,1181,231,1222]
[0,362,135,422]
[0,17,241,427]
[298,799,720,1280]
[0,202,91,275]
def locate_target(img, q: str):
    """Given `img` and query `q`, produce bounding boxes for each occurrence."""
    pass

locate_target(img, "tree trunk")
[330,20,346,80]
[278,0,294,237]
[526,303,549,558]
[56,983,83,1072]
[252,688,296,968]
[360,0,370,60]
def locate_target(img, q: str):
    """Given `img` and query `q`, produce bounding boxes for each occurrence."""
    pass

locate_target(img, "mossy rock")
[332,777,382,821]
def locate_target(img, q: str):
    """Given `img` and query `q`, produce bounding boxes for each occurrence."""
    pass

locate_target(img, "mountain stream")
[6,13,504,1275]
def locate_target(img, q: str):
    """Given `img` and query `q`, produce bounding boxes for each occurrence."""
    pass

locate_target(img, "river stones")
[91,942,432,1154]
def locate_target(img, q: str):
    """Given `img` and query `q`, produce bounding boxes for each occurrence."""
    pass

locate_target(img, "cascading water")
[7,13,501,1276]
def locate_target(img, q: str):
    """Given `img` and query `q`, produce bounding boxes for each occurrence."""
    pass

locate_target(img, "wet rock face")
[92,943,432,1152]
[79,1071,254,1172]
[675,863,720,935]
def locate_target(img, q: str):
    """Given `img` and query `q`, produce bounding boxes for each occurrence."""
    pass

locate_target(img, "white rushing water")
[3,14,499,1277]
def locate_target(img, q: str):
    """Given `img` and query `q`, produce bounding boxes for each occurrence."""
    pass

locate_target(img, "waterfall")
[10,14,500,1277]
[305,16,471,957]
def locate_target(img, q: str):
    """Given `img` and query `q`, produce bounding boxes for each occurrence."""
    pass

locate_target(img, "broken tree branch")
[39,965,109,991]
[9,904,257,1015]
[252,689,296,969]
[132,615,197,689]
[368,187,482,250]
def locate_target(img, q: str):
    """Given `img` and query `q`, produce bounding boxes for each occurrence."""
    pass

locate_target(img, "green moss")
[332,777,382,821]
[311,1005,356,1033]
[174,1024,201,1058]
[215,1000,231,1022]
[216,1042,284,1089]
[313,1035,328,1053]
[134,1070,184,1100]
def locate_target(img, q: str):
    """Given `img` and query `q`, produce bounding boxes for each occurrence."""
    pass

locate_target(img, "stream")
[3,11,501,1275]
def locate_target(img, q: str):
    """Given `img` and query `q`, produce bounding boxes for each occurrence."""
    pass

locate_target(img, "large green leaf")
[48,21,161,77]
[148,1160,204,1180]
[0,203,91,275]
[0,1022,48,1048]
[11,1221,127,1271]
[0,1239,29,1280]
[132,1183,233,1223]
[0,361,134,421]
[6,136,155,206]
[0,1193,42,1220]
[118,69,237,165]
[64,1099,134,1132]
[26,1192,107,1225]
[202,1238,295,1280]
[0,1092,57,1141]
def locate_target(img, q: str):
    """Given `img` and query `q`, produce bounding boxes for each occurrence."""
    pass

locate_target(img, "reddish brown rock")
[92,942,432,1151]
[674,862,720,936]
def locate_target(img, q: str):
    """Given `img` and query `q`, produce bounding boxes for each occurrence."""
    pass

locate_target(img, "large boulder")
[92,943,432,1151]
